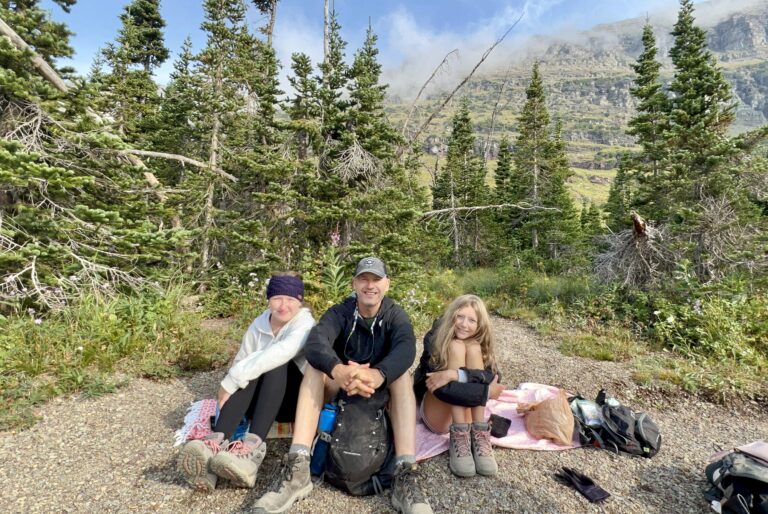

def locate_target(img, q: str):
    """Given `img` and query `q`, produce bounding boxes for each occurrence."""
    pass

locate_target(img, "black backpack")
[320,389,395,496]
[705,445,768,514]
[570,389,661,458]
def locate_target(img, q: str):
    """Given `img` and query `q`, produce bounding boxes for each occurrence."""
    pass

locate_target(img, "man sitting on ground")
[254,257,432,514]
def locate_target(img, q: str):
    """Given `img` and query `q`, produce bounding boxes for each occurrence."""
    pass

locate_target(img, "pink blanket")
[416,383,580,462]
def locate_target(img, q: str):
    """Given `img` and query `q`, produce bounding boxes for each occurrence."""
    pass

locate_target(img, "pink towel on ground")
[415,382,580,462]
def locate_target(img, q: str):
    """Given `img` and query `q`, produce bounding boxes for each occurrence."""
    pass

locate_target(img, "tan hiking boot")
[253,452,312,513]
[177,432,226,492]
[391,461,433,514]
[471,422,498,476]
[209,433,267,488]
[448,423,475,477]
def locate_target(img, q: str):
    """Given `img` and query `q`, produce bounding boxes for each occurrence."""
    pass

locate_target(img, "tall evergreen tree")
[432,99,488,265]
[99,1,168,140]
[118,0,169,73]
[627,21,669,215]
[667,0,737,208]
[605,153,633,231]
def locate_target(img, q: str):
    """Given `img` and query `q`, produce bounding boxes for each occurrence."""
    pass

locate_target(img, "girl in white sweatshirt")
[178,272,316,491]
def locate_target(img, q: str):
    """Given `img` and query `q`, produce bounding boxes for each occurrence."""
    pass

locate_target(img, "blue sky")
[40,0,727,95]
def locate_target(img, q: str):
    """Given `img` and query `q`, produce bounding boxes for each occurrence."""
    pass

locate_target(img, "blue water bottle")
[310,402,338,476]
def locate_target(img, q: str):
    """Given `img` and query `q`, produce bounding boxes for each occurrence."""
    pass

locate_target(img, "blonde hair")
[429,294,497,373]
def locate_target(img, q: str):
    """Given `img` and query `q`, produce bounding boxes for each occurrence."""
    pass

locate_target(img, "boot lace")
[202,436,224,454]
[225,439,257,457]
[452,430,472,457]
[394,464,428,507]
[473,428,493,457]
[265,454,299,492]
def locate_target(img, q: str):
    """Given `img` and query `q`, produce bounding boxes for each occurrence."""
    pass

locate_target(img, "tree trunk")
[200,69,223,286]
[0,17,69,93]
[267,0,278,47]
[323,0,330,66]
[450,171,460,266]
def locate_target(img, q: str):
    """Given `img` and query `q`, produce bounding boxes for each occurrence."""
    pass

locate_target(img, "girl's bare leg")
[465,342,487,423]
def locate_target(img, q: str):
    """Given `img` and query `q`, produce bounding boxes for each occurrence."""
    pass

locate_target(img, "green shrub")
[650,294,768,361]
[0,285,229,430]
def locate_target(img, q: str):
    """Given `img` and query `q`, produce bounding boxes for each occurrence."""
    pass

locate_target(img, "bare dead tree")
[400,49,458,139]
[594,211,673,288]
[421,202,557,220]
[483,64,514,161]
[117,149,238,183]
[407,12,524,148]
[331,139,384,187]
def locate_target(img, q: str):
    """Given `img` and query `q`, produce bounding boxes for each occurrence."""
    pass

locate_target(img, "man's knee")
[388,372,413,396]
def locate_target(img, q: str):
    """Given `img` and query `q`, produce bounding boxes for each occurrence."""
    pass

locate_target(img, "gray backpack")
[705,442,768,514]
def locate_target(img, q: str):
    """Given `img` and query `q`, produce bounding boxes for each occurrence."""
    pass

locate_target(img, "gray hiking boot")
[177,432,226,492]
[471,422,498,476]
[253,452,312,513]
[209,433,267,488]
[391,461,433,514]
[448,423,475,477]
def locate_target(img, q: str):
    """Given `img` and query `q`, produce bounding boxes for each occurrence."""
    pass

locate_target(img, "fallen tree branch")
[116,149,238,183]
[408,12,523,146]
[0,16,69,93]
[420,202,558,219]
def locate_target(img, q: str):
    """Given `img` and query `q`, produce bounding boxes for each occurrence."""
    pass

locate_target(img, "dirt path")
[1,317,766,513]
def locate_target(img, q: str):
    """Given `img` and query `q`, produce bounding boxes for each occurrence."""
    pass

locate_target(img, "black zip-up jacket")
[304,296,416,388]
[413,318,498,407]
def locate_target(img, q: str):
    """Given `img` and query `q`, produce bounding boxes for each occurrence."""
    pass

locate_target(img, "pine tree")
[494,136,514,204]
[627,21,669,215]
[536,120,580,262]
[99,2,168,141]
[667,0,737,209]
[346,26,399,162]
[605,153,633,231]
[0,1,170,309]
[316,8,348,169]
[118,0,169,73]
[432,99,488,265]
[285,52,320,160]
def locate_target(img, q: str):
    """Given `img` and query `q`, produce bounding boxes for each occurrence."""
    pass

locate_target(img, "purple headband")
[266,275,304,301]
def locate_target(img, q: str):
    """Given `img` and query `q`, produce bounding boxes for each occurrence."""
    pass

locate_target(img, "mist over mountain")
[387,0,768,204]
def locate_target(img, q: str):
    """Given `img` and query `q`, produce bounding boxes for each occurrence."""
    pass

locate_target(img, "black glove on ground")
[554,466,610,503]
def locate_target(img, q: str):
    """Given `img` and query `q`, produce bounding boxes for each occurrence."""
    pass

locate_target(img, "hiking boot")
[253,452,312,513]
[448,423,475,477]
[209,433,267,488]
[391,461,433,514]
[177,432,226,492]
[471,422,498,476]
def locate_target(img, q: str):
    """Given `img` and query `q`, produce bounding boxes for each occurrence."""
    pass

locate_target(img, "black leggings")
[214,360,303,441]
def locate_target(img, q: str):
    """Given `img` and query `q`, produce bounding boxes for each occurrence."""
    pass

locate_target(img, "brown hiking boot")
[471,422,498,476]
[449,423,475,477]
[391,461,433,514]
[209,433,267,488]
[253,452,312,513]
[177,432,226,492]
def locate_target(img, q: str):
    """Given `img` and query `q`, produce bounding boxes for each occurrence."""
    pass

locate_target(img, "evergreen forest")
[1,0,766,430]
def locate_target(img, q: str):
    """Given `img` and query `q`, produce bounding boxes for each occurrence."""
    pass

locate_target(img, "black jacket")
[304,296,416,388]
[413,318,497,407]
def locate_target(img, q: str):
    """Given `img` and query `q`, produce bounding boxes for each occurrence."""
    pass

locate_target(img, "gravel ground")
[1,316,766,514]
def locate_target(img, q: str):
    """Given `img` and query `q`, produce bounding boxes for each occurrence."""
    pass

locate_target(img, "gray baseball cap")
[354,256,388,278]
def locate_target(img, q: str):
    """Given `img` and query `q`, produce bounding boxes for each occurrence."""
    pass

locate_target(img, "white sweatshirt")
[220,307,316,394]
